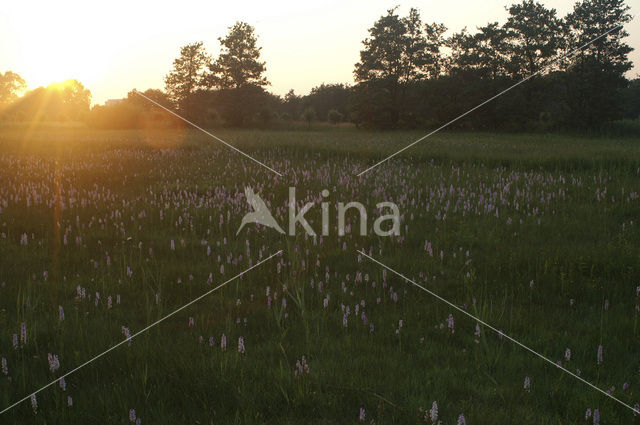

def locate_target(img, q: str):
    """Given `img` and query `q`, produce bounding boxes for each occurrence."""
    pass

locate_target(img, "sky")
[1,0,638,105]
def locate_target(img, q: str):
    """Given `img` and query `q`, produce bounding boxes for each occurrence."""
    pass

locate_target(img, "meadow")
[0,126,639,424]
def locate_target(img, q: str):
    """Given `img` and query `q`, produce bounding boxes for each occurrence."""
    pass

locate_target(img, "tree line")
[351,0,638,130]
[1,0,638,131]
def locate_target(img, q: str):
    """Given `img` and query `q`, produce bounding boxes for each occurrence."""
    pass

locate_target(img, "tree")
[164,42,210,114]
[0,71,26,106]
[355,8,406,84]
[202,22,270,127]
[5,79,91,122]
[566,0,632,75]
[207,22,268,89]
[564,0,633,127]
[353,8,413,128]
[126,89,173,110]
[448,24,510,78]
[353,7,447,128]
[301,107,316,129]
[503,1,565,77]
[58,79,91,119]
[423,22,448,78]
[303,83,350,121]
[282,89,302,119]
[327,109,344,125]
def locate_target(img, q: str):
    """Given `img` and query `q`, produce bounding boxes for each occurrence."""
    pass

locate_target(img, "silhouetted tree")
[564,0,633,127]
[282,89,302,119]
[164,42,210,116]
[205,22,269,126]
[503,1,565,77]
[206,22,268,89]
[353,7,447,128]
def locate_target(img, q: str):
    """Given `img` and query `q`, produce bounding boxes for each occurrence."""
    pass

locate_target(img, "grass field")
[0,127,639,424]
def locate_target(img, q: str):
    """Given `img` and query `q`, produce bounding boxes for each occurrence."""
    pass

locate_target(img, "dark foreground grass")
[0,127,639,424]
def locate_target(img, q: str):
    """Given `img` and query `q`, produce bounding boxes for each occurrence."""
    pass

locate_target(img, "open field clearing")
[0,127,639,424]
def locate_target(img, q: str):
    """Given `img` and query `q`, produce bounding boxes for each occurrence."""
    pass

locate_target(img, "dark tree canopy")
[503,0,565,76]
[164,42,210,110]
[351,1,634,130]
[207,22,268,89]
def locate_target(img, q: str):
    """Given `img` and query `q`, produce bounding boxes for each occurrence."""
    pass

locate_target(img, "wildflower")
[238,336,245,354]
[585,408,592,419]
[1,357,7,375]
[523,376,531,392]
[67,396,73,406]
[209,336,215,347]
[622,382,629,390]
[565,348,571,362]
[30,394,37,413]
[188,317,195,327]
[359,407,365,421]
[12,334,18,349]
[593,408,600,425]
[122,326,132,346]
[108,296,113,309]
[633,403,639,417]
[221,333,227,351]
[48,353,60,373]
[474,323,481,342]
[429,401,438,422]
[597,345,603,365]
[129,408,137,422]
[342,314,348,327]
[59,305,65,321]
[446,314,454,333]
[20,322,27,345]
[59,377,66,391]
[295,356,310,377]
[457,413,466,425]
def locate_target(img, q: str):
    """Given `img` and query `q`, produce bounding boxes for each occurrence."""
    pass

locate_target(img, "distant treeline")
[1,0,638,131]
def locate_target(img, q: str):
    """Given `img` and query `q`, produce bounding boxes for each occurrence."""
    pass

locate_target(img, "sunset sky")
[1,0,638,105]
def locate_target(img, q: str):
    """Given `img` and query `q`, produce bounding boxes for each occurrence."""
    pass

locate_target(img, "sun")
[23,49,104,93]
[10,3,110,95]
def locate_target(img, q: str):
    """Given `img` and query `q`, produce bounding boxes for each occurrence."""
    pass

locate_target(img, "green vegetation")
[0,127,639,424]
